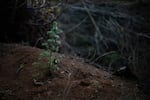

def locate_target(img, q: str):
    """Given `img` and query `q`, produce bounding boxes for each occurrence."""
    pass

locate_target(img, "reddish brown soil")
[0,44,149,100]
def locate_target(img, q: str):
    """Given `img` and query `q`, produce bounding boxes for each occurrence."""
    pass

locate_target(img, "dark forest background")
[1,0,150,92]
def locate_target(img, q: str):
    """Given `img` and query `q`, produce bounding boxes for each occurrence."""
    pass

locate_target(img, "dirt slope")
[0,44,149,100]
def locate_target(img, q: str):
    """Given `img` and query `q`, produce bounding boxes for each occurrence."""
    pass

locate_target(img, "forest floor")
[0,44,149,100]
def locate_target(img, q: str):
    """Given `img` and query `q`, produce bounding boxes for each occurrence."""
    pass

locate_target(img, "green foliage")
[32,21,62,79]
[42,21,62,52]
[41,21,61,70]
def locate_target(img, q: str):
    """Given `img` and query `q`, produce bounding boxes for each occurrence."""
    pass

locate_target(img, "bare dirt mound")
[0,44,149,100]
